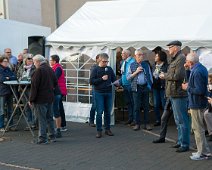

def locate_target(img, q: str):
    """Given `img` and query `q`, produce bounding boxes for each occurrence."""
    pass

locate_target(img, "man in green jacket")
[160,40,190,152]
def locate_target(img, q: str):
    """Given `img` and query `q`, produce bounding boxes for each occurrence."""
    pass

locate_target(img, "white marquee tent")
[46,0,212,123]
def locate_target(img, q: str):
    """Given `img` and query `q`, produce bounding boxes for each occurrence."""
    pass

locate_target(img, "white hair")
[186,52,199,63]
[135,49,144,55]
[123,49,131,56]
[33,54,45,62]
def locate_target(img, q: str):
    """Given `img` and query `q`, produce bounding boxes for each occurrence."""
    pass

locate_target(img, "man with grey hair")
[182,52,211,160]
[120,49,135,125]
[127,49,153,131]
[4,48,17,71]
[29,54,58,144]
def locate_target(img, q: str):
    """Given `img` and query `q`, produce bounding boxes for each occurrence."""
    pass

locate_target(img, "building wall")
[41,0,110,31]
[1,0,111,31]
[3,0,42,25]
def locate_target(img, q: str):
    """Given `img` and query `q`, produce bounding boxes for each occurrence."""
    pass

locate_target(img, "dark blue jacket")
[0,65,17,96]
[90,66,116,93]
[187,62,208,109]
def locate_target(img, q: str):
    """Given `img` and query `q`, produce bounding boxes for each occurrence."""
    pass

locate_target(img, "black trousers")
[159,98,173,139]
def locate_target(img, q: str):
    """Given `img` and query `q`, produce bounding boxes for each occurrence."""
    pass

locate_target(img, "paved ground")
[0,120,212,170]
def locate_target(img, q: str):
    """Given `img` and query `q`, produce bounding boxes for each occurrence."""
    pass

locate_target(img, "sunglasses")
[5,52,11,53]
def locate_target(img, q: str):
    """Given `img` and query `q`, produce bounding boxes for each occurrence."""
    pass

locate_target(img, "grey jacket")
[164,51,187,98]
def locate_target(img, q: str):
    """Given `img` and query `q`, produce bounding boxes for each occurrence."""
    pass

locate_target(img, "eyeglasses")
[101,60,109,63]
[136,53,144,56]
[5,52,11,53]
[168,45,175,49]
[2,60,8,63]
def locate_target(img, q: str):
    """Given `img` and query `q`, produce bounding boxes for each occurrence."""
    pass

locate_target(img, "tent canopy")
[46,0,212,49]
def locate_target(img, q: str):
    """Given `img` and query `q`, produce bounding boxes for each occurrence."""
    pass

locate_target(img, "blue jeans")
[53,95,62,118]
[170,97,190,148]
[133,85,150,125]
[153,88,166,123]
[123,85,134,122]
[0,94,13,128]
[89,87,96,124]
[33,103,55,140]
[95,92,113,132]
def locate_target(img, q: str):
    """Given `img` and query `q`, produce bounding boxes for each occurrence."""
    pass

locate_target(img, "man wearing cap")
[160,40,190,152]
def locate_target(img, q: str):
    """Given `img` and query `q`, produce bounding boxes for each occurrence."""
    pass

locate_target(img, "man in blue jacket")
[120,49,135,125]
[127,49,153,131]
[182,52,211,160]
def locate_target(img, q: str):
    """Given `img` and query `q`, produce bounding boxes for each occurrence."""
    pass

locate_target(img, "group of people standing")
[89,40,212,161]
[0,48,68,144]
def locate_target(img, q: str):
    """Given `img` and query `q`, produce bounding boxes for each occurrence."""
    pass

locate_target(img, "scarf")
[153,63,163,79]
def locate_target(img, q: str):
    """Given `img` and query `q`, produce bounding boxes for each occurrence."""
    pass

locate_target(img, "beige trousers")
[191,109,211,155]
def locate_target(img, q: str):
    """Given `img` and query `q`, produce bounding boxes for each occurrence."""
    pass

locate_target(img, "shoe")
[49,135,56,143]
[96,131,102,138]
[130,122,136,126]
[0,128,5,132]
[9,127,17,131]
[153,138,165,143]
[176,147,189,153]
[171,144,181,148]
[190,154,209,160]
[60,127,68,132]
[192,152,212,157]
[143,124,152,131]
[36,139,48,144]
[89,123,96,127]
[55,129,62,138]
[105,130,114,136]
[133,125,140,131]
[154,122,161,126]
[124,120,132,125]
[208,135,212,141]
[205,130,209,136]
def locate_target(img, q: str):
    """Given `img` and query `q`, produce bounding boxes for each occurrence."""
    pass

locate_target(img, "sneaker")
[49,135,56,143]
[9,127,17,131]
[0,128,6,132]
[36,139,48,145]
[192,152,212,157]
[130,121,136,126]
[60,127,68,132]
[89,123,96,127]
[190,154,209,160]
[55,129,62,138]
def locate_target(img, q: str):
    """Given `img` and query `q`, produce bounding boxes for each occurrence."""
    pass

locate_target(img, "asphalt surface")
[0,120,212,170]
